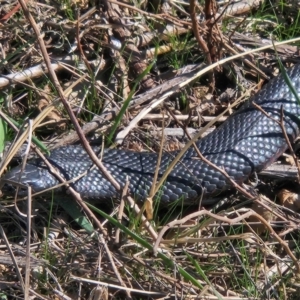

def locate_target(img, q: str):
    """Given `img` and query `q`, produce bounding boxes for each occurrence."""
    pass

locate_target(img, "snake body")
[4,64,300,205]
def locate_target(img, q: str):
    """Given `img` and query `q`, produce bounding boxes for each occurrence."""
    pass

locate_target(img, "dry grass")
[1,0,300,299]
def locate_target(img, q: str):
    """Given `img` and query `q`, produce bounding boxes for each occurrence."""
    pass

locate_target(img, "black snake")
[3,64,300,205]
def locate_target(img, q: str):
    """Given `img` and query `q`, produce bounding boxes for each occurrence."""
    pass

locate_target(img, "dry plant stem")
[253,196,289,223]
[24,186,32,299]
[165,107,288,226]
[252,102,300,181]
[0,110,20,132]
[71,275,164,296]
[220,227,257,289]
[107,2,154,90]
[133,257,188,293]
[0,1,22,22]
[145,114,227,122]
[17,0,120,232]
[53,36,299,148]
[214,0,231,23]
[53,290,73,300]
[190,0,207,54]
[0,225,25,291]
[98,235,131,299]
[279,106,300,178]
[108,0,190,27]
[190,0,214,91]
[33,147,108,236]
[228,14,248,41]
[222,0,261,17]
[18,0,120,190]
[115,180,129,244]
[145,37,300,197]
[164,105,254,200]
[1,108,107,236]
[222,39,269,80]
[153,209,300,273]
[28,289,48,300]
[204,0,214,18]
[0,56,103,89]
[279,227,298,238]
[15,120,33,217]
[260,164,299,181]
[145,112,165,220]
[205,0,218,66]
[76,13,93,74]
[125,196,158,240]
[163,233,254,244]
[153,92,249,198]
[1,109,107,236]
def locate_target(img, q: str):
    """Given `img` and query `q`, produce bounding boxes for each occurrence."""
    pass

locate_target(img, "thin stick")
[252,102,300,181]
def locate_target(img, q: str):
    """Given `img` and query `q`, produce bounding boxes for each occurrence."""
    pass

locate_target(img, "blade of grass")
[0,113,7,153]
[185,251,223,300]
[107,48,158,144]
[272,40,300,106]
[59,198,95,234]
[3,115,49,154]
[86,202,205,290]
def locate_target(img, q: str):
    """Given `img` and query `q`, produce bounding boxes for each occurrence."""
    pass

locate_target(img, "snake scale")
[3,64,300,205]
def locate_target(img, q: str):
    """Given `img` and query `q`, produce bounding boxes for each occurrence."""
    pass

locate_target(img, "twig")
[190,0,214,91]
[0,225,25,291]
[145,111,165,220]
[164,105,255,201]
[107,0,191,27]
[252,102,300,181]
[52,35,300,148]
[125,196,158,240]
[24,186,31,299]
[0,2,22,22]
[153,92,246,200]
[76,12,93,74]
[115,179,129,244]
[18,0,121,233]
[153,208,300,273]
[98,235,132,299]
[71,275,166,295]
[0,56,106,89]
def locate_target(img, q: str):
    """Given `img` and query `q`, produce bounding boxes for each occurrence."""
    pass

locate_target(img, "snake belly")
[3,64,300,205]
